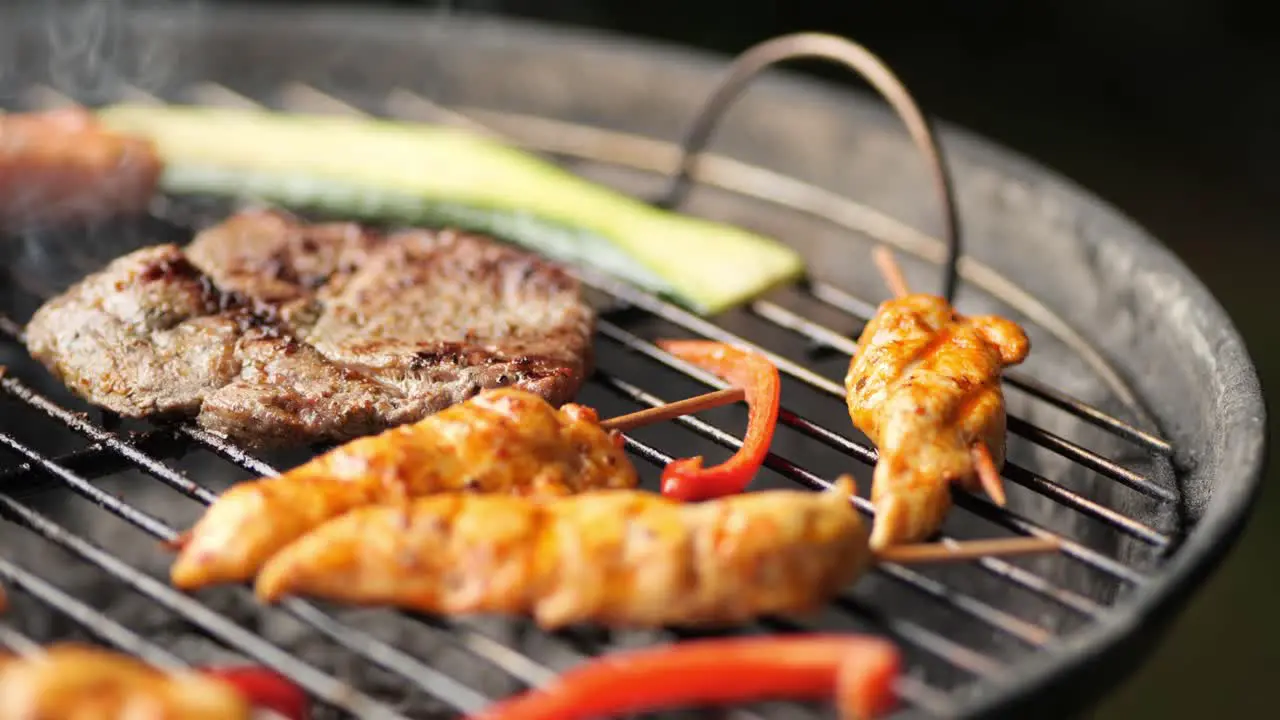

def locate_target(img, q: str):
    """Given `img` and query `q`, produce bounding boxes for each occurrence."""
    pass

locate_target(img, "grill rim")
[0,5,1268,718]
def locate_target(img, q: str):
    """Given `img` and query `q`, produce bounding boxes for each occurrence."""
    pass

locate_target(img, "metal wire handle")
[658,32,962,303]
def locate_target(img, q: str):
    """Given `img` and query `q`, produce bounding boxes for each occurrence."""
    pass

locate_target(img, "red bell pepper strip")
[466,634,900,720]
[654,339,781,501]
[200,666,310,720]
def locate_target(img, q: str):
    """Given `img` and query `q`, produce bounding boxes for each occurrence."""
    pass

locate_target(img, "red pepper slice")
[466,634,900,720]
[655,340,781,501]
[200,666,310,720]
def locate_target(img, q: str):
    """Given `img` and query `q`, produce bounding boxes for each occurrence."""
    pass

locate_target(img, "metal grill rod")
[0,377,217,503]
[0,555,187,668]
[0,430,183,496]
[180,424,281,478]
[0,623,44,656]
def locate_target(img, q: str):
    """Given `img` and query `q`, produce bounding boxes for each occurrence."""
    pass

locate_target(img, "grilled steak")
[24,210,595,447]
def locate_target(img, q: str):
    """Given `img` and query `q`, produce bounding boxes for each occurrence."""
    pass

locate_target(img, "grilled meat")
[0,645,250,720]
[255,478,868,630]
[845,294,1029,549]
[0,109,162,229]
[24,209,595,447]
[171,387,639,590]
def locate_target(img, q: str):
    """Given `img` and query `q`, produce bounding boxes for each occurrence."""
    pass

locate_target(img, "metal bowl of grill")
[0,3,1266,719]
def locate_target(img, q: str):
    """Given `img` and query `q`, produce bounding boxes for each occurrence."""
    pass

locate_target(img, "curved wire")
[658,32,962,303]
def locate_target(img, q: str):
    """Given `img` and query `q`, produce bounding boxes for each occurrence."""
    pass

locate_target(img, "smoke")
[44,0,129,99]
[4,0,205,104]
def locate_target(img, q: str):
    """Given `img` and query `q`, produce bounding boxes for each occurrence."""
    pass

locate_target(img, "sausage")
[0,108,161,229]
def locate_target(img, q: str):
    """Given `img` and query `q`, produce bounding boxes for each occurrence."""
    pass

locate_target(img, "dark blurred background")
[394,3,1274,716]
[426,2,1276,716]
[260,0,1273,716]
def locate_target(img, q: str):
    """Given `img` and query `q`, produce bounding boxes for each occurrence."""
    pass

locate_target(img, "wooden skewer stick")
[876,536,1060,565]
[600,387,747,432]
[871,244,1009,507]
[970,441,1007,506]
[871,245,913,301]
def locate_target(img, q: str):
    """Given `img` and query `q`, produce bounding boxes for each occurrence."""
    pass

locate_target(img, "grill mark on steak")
[24,209,595,448]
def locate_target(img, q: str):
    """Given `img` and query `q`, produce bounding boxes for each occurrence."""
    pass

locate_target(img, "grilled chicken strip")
[171,387,639,590]
[255,479,869,630]
[0,109,162,229]
[0,645,250,720]
[845,294,1029,549]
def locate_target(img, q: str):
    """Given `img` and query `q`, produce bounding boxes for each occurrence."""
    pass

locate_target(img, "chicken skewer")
[254,477,1058,629]
[171,387,643,590]
[845,246,1030,549]
[0,644,256,720]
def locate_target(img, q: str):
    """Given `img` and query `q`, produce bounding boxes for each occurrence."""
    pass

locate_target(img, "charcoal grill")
[0,3,1266,719]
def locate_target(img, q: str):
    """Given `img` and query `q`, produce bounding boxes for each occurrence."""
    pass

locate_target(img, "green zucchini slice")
[97,104,805,315]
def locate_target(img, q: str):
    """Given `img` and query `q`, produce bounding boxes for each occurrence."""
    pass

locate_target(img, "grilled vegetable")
[654,340,780,500]
[170,388,639,590]
[200,666,310,720]
[465,634,901,720]
[254,478,869,629]
[95,104,805,315]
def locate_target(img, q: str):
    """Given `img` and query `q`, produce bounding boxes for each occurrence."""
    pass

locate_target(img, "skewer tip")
[871,245,911,299]
[971,442,1007,507]
[598,387,746,432]
[161,531,191,552]
[831,473,858,497]
[875,536,1061,565]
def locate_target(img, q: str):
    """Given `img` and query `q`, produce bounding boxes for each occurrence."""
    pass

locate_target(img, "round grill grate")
[0,4,1265,719]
